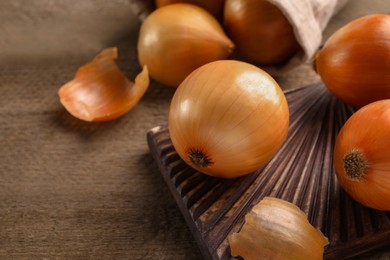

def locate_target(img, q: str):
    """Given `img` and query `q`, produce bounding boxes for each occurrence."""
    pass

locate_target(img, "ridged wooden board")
[146,83,390,259]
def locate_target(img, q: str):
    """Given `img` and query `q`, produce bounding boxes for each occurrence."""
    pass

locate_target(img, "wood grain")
[1,1,390,259]
[147,83,390,260]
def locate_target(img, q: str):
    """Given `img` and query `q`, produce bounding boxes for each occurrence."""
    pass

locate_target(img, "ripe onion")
[58,47,149,122]
[137,3,234,87]
[334,99,390,211]
[168,60,289,178]
[314,14,390,108]
[229,197,328,259]
[223,0,301,66]
[154,0,225,19]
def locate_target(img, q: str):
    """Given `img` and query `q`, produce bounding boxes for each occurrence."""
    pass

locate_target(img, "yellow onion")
[137,3,234,87]
[168,60,289,178]
[58,47,149,122]
[334,99,390,210]
[154,0,225,19]
[229,197,328,260]
[223,0,300,66]
[314,14,390,108]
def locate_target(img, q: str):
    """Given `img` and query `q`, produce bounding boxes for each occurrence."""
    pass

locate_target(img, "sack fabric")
[266,0,349,73]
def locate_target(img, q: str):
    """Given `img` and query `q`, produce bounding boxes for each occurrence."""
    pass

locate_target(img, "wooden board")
[147,83,390,259]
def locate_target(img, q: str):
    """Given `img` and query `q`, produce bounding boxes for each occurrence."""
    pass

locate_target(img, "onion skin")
[137,3,234,87]
[314,14,390,108]
[155,0,225,19]
[223,0,300,66]
[334,99,390,210]
[229,197,328,260]
[58,48,149,122]
[168,60,289,178]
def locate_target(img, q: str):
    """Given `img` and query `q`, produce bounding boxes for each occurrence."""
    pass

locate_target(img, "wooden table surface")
[0,0,389,259]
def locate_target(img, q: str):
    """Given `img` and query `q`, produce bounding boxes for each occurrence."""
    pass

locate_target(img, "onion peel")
[58,47,149,122]
[229,197,328,260]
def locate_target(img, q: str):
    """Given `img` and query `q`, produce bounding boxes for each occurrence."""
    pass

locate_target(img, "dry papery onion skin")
[58,47,149,122]
[229,197,328,260]
[137,3,234,87]
[334,99,390,211]
[223,0,300,67]
[314,14,390,108]
[168,60,289,178]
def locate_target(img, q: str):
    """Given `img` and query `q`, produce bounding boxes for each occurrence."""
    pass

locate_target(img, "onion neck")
[343,149,368,181]
[187,148,213,168]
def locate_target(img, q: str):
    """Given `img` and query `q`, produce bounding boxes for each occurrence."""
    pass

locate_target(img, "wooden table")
[1,0,389,259]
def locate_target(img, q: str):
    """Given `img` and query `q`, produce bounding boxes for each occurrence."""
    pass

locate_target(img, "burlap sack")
[266,0,349,73]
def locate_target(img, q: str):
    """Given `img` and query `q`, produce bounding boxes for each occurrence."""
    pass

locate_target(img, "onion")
[334,99,390,210]
[229,197,328,259]
[154,0,225,19]
[137,3,234,87]
[223,0,300,66]
[168,60,289,178]
[314,14,390,108]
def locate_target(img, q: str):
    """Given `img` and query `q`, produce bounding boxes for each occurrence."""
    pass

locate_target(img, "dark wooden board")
[147,83,390,259]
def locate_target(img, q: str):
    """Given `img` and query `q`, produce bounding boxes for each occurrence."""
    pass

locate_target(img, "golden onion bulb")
[223,0,300,66]
[154,0,225,19]
[314,14,390,108]
[168,60,289,178]
[137,3,234,87]
[334,99,390,210]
